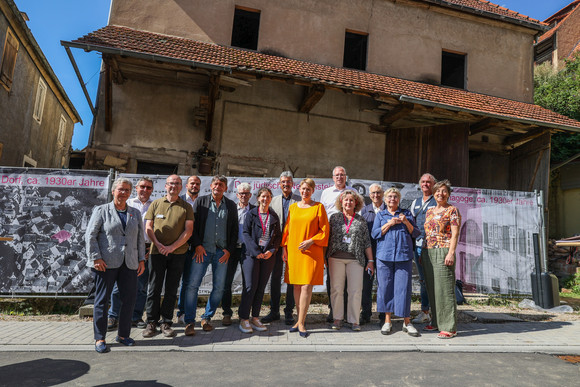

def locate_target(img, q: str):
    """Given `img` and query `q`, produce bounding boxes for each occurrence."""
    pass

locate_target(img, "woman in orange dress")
[282,178,329,338]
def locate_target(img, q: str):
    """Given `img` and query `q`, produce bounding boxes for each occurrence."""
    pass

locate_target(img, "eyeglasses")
[238,192,251,196]
[333,174,346,177]
[138,185,153,190]
[166,182,182,186]
[116,188,131,193]
[370,191,382,195]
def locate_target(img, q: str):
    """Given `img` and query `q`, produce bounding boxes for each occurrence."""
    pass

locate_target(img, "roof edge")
[419,0,548,32]
[2,0,81,123]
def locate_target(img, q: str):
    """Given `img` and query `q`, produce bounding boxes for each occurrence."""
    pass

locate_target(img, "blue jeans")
[108,263,149,321]
[183,249,228,324]
[414,246,430,312]
[177,249,194,318]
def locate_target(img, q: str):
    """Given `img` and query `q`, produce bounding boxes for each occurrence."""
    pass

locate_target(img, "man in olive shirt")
[143,175,194,338]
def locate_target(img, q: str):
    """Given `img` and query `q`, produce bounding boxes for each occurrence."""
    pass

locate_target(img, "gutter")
[398,95,580,133]
[61,40,233,74]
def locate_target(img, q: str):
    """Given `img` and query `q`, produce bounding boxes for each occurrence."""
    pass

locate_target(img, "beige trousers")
[329,257,364,324]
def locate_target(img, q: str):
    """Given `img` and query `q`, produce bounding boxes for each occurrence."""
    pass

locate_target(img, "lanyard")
[343,214,354,234]
[258,210,270,236]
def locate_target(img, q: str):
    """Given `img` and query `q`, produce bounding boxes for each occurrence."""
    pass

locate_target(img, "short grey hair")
[237,182,251,192]
[211,175,228,186]
[111,177,133,192]
[383,187,401,201]
[369,183,383,192]
[333,166,346,175]
[419,173,436,185]
[280,171,293,179]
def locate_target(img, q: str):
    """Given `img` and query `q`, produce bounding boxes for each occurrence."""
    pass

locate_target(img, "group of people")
[85,167,461,353]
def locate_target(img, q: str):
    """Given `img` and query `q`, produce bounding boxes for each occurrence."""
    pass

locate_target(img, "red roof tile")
[424,0,545,26]
[71,26,580,131]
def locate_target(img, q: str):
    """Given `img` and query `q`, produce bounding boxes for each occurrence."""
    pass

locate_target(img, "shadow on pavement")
[458,320,573,337]
[0,358,89,386]
[96,381,171,387]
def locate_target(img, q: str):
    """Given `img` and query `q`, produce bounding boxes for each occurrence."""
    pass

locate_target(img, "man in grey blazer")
[262,171,300,325]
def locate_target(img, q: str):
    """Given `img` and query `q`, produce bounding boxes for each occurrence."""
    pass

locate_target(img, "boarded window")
[57,115,67,145]
[441,51,466,89]
[231,7,260,50]
[33,78,47,123]
[343,30,368,71]
[0,29,19,90]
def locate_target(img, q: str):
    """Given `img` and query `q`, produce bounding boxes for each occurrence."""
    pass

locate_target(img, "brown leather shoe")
[184,323,196,336]
[161,323,176,337]
[222,315,232,326]
[142,323,157,338]
[201,319,213,332]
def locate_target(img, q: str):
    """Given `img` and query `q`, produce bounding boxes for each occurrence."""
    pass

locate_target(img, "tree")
[534,53,580,164]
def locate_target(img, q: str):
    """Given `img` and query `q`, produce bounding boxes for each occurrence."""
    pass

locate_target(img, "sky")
[11,0,575,150]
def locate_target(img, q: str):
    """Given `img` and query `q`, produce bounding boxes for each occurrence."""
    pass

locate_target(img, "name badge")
[434,215,441,220]
[259,240,267,247]
[343,236,351,244]
[156,214,165,219]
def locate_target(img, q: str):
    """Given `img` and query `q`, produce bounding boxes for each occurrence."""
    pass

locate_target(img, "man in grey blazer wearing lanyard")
[262,171,300,325]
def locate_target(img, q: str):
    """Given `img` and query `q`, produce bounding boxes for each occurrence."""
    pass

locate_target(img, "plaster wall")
[0,14,73,168]
[92,74,385,179]
[561,188,580,237]
[109,0,536,101]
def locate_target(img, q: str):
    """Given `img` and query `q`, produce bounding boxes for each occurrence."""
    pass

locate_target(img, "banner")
[0,168,110,293]
[121,174,541,295]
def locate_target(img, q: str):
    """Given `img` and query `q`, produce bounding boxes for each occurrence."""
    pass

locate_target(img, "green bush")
[563,271,580,295]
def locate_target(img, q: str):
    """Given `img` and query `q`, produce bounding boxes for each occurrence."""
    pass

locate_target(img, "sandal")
[437,331,457,339]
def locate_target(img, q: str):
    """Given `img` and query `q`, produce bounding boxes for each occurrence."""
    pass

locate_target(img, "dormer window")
[231,6,261,50]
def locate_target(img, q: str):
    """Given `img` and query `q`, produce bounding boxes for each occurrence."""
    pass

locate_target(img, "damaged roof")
[68,25,580,131]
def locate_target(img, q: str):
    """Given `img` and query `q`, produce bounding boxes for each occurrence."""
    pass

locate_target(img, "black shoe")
[326,312,334,323]
[359,315,371,325]
[261,313,280,323]
[107,317,118,332]
[133,319,147,329]
[284,313,295,326]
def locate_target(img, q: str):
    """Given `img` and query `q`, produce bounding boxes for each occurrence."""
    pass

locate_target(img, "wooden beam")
[109,57,125,84]
[469,118,500,135]
[104,63,112,132]
[528,149,546,191]
[299,85,325,113]
[469,140,508,154]
[205,74,220,142]
[503,127,547,147]
[379,103,414,127]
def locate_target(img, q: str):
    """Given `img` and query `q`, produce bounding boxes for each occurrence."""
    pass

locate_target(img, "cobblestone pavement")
[1,317,579,354]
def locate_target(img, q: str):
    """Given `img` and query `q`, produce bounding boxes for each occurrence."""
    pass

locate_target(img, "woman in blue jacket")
[239,187,282,333]
[372,188,420,337]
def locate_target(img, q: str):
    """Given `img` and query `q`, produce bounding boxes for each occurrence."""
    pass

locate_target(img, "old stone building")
[0,0,80,168]
[65,0,580,194]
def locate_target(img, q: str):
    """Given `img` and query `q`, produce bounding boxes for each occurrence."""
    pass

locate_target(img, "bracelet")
[368,260,375,262]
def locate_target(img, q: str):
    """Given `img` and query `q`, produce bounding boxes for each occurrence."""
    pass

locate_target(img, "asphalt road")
[0,352,578,386]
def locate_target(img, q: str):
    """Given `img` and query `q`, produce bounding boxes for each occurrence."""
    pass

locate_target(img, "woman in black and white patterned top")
[327,190,374,331]
[239,187,282,333]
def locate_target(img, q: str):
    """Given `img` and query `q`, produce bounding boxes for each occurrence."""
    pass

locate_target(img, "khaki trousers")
[329,257,364,324]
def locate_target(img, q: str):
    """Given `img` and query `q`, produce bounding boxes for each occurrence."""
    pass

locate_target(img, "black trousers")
[238,254,277,319]
[269,248,295,316]
[93,262,137,341]
[361,267,374,319]
[221,245,244,316]
[146,253,186,325]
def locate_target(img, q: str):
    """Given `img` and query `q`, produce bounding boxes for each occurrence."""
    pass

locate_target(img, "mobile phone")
[367,268,372,275]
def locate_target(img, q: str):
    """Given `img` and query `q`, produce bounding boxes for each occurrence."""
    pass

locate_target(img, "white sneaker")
[403,322,419,337]
[250,318,267,332]
[380,322,392,335]
[177,314,185,324]
[239,320,253,334]
[412,311,430,324]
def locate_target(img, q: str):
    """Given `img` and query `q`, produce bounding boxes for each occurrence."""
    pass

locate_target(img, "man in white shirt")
[177,175,201,323]
[320,166,353,322]
[220,182,254,326]
[107,177,154,330]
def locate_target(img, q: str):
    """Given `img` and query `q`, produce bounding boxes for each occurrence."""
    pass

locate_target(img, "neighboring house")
[0,0,80,168]
[549,155,580,238]
[64,0,580,199]
[535,0,580,68]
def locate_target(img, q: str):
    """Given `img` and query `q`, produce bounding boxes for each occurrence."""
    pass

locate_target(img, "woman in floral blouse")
[422,179,461,339]
[327,190,373,331]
